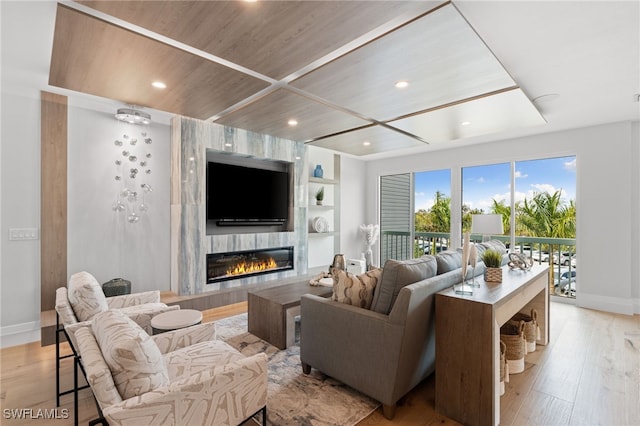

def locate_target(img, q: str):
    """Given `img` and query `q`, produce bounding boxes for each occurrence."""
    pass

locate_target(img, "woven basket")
[509,309,540,353]
[500,320,526,374]
[484,267,503,283]
[500,340,509,396]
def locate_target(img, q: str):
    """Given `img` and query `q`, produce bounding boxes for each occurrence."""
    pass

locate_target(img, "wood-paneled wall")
[40,91,67,315]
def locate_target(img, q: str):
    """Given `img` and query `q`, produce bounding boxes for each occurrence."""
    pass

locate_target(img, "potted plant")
[315,187,324,205]
[482,249,503,283]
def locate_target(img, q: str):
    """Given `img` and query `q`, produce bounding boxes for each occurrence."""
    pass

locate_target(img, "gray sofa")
[300,240,507,419]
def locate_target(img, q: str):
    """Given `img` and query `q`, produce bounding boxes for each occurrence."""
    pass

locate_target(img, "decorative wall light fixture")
[115,107,151,125]
[112,107,153,223]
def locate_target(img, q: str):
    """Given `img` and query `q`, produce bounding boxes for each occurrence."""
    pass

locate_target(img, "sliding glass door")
[379,156,576,299]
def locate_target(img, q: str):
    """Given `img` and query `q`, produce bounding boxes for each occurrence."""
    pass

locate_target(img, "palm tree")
[518,190,574,238]
[490,199,511,234]
[430,190,450,233]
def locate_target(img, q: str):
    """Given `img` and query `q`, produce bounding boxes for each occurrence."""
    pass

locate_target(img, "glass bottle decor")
[313,164,324,178]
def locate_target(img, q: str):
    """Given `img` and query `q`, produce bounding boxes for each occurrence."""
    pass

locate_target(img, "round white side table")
[151,309,203,334]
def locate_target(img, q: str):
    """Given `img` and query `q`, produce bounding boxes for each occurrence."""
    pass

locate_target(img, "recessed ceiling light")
[151,81,167,89]
[288,119,298,126]
[363,141,371,146]
[395,80,409,89]
[461,121,471,126]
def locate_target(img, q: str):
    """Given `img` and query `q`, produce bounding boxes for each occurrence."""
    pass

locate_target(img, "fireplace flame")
[227,257,278,276]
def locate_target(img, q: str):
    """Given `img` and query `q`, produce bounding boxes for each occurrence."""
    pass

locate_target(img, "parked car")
[513,245,532,255]
[421,241,448,254]
[560,252,577,267]
[554,270,576,295]
[532,250,558,264]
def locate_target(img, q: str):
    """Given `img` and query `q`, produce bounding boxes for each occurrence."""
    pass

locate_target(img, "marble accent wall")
[171,117,308,295]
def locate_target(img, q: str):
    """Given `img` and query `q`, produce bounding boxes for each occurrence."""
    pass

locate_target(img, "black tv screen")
[207,161,289,225]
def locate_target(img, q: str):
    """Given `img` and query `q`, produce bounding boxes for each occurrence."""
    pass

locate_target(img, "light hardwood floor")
[1,301,638,425]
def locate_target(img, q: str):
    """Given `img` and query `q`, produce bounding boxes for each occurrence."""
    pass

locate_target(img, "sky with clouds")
[414,156,577,212]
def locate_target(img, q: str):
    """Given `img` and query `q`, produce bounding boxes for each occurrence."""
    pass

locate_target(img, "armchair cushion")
[92,310,169,400]
[55,287,78,325]
[331,268,382,309]
[152,322,217,354]
[370,255,437,315]
[106,290,161,309]
[68,271,108,321]
[163,340,245,379]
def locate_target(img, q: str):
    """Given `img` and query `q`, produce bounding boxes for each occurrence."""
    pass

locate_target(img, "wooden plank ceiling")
[48,0,545,157]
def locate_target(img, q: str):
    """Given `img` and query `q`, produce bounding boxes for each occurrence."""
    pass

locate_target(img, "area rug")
[214,313,379,426]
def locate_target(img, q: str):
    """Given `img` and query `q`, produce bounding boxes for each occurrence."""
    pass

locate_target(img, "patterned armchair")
[54,271,179,406]
[73,310,268,426]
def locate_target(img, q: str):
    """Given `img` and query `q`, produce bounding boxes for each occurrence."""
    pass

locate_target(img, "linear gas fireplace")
[207,246,294,283]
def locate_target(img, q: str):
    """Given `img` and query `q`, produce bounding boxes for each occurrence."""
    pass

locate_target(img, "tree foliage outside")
[415,189,576,240]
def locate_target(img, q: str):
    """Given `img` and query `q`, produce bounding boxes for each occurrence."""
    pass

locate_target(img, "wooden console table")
[435,264,549,426]
[248,280,332,349]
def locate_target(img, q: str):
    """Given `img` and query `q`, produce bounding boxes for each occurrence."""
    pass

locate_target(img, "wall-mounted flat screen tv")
[207,161,290,226]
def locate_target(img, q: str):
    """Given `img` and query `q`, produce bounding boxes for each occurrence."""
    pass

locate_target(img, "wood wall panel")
[40,91,67,314]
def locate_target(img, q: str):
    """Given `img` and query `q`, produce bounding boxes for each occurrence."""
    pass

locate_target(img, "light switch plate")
[9,228,39,241]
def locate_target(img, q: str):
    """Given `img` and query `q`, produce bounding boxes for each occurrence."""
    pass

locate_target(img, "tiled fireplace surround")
[170,117,308,296]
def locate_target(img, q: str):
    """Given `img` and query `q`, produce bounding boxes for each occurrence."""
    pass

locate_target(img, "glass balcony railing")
[381,231,576,299]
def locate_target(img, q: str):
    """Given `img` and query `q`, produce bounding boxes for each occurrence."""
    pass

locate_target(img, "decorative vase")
[364,247,373,271]
[455,233,474,295]
[316,199,323,205]
[485,267,503,283]
[102,278,131,297]
[313,164,323,178]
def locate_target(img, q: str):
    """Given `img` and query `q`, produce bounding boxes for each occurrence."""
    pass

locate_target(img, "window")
[379,156,576,299]
[415,169,451,256]
[514,156,576,297]
[461,162,510,240]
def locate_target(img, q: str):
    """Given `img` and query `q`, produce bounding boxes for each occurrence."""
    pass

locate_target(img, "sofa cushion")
[331,268,382,309]
[92,310,169,400]
[435,250,463,275]
[67,271,108,321]
[370,256,437,315]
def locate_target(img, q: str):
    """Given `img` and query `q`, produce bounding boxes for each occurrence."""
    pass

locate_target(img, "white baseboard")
[1,320,41,348]
[577,292,635,316]
[633,298,640,315]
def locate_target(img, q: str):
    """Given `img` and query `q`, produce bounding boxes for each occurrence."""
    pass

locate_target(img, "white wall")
[0,93,172,347]
[340,155,368,262]
[67,105,171,293]
[632,122,640,311]
[366,121,640,315]
[1,91,42,345]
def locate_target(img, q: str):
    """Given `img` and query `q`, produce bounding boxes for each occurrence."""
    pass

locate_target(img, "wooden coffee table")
[248,280,332,349]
